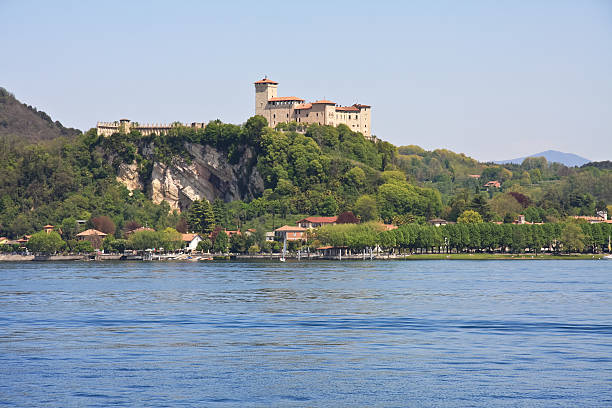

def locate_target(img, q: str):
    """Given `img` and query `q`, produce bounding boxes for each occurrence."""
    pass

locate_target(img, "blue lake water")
[0,260,611,407]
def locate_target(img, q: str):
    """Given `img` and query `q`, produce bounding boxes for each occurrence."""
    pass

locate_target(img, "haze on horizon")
[1,0,610,162]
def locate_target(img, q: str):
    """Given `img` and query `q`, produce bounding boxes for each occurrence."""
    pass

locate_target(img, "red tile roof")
[275,225,307,232]
[43,225,54,229]
[295,103,312,110]
[76,229,107,237]
[181,233,199,242]
[381,224,398,230]
[254,78,278,84]
[269,96,304,102]
[312,100,335,105]
[127,227,155,234]
[336,106,360,112]
[354,104,371,108]
[298,216,338,224]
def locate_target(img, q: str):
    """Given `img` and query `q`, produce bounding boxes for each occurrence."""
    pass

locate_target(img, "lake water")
[0,260,611,407]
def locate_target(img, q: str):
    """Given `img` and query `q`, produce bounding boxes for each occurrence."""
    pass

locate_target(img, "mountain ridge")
[494,150,590,167]
[0,87,81,142]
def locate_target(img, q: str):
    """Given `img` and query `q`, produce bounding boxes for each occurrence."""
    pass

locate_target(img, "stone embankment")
[0,254,35,261]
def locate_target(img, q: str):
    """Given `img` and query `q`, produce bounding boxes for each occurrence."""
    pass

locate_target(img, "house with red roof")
[182,233,203,252]
[297,216,338,229]
[274,225,307,241]
[76,229,107,249]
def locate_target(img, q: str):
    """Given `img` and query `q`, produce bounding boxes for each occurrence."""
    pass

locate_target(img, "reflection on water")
[1,260,611,407]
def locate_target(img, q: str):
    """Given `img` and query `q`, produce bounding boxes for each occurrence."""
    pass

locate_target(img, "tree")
[469,194,492,221]
[213,231,228,253]
[354,195,378,222]
[161,227,183,251]
[26,231,66,254]
[560,223,585,253]
[490,194,523,219]
[345,166,366,188]
[196,238,212,252]
[457,210,483,224]
[74,240,93,253]
[229,233,247,253]
[91,215,116,235]
[508,192,531,208]
[175,218,188,233]
[128,230,161,250]
[337,211,360,224]
[187,199,215,234]
[244,115,268,145]
[124,220,142,234]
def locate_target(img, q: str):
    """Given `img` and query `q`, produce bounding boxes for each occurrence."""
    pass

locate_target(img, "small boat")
[604,255,612,260]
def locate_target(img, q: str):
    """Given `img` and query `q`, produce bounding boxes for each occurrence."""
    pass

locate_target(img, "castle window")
[273,114,276,118]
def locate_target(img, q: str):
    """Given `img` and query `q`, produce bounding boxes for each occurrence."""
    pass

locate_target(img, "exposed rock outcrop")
[115,143,264,211]
[116,162,144,193]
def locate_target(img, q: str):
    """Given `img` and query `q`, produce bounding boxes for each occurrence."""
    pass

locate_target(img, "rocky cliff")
[116,143,264,211]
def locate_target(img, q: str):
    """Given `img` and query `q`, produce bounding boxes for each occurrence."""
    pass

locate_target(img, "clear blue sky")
[2,0,611,161]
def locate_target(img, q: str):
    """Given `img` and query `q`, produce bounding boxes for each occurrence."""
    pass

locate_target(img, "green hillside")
[0,87,610,240]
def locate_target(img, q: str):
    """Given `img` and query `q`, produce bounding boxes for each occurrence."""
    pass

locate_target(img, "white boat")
[604,255,612,260]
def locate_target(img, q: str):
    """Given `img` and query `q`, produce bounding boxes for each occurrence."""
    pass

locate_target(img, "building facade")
[254,78,372,139]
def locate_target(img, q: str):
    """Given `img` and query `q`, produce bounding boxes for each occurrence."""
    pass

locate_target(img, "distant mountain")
[494,150,590,167]
[0,87,80,142]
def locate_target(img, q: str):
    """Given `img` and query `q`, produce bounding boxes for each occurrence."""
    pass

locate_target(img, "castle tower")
[254,77,278,117]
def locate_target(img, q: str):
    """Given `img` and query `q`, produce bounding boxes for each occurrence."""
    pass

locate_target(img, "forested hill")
[0,87,80,142]
[0,87,609,240]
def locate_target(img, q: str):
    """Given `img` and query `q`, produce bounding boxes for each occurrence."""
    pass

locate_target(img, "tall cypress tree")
[187,199,216,234]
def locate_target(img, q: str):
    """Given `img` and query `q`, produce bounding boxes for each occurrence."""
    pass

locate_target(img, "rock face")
[117,143,264,211]
[116,162,144,193]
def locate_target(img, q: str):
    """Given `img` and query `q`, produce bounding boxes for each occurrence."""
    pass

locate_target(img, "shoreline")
[0,253,607,262]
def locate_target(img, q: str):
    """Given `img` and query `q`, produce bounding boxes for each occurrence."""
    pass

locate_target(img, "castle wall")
[255,79,373,139]
[96,121,205,137]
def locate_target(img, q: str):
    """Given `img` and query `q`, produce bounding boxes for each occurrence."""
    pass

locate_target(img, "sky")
[1,0,611,162]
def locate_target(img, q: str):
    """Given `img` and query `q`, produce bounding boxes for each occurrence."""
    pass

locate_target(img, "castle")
[96,119,205,137]
[97,78,372,139]
[255,77,372,139]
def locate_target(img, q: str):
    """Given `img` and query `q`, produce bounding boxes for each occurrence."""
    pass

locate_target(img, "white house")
[182,233,203,252]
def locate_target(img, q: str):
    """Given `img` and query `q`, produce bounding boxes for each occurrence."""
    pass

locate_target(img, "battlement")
[96,120,205,137]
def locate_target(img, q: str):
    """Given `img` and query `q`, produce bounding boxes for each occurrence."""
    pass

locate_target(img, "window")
[286,113,289,118]
[273,114,276,118]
